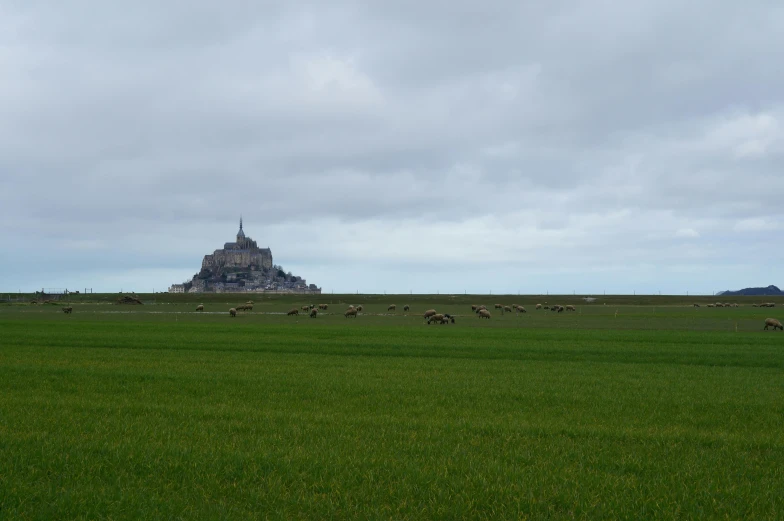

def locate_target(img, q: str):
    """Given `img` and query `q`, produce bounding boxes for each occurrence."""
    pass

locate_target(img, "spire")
[237,215,246,240]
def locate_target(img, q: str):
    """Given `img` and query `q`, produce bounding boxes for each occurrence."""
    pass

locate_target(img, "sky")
[1,1,783,295]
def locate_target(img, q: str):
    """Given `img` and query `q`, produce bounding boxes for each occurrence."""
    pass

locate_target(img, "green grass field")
[1,294,783,519]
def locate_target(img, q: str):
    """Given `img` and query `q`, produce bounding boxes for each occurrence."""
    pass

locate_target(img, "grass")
[1,295,783,519]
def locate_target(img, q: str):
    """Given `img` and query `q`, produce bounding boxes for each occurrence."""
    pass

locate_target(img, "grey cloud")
[2,1,784,292]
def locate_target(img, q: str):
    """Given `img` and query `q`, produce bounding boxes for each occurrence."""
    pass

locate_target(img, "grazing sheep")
[478,309,491,319]
[196,304,204,312]
[565,305,576,312]
[517,306,527,313]
[423,309,437,320]
[310,308,318,318]
[244,304,253,311]
[707,304,715,308]
[403,305,410,312]
[471,305,478,311]
[388,304,396,312]
[345,308,358,318]
[764,318,783,331]
[229,308,237,317]
[504,306,512,312]
[535,304,542,310]
[319,304,329,310]
[450,317,456,324]
[544,306,550,310]
[693,304,700,308]
[287,308,299,316]
[246,300,254,305]
[302,305,310,311]
[356,305,363,312]
[62,306,73,314]
[427,313,446,324]
[715,303,724,308]
[495,304,502,309]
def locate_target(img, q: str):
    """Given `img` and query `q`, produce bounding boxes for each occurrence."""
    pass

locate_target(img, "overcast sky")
[2,1,783,295]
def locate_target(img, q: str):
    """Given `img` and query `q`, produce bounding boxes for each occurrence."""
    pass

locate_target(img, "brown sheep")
[345,308,358,318]
[565,305,576,312]
[693,304,700,308]
[707,304,715,308]
[478,309,491,319]
[244,304,253,311]
[319,304,328,310]
[403,305,410,312]
[494,304,502,309]
[287,308,299,316]
[388,304,396,312]
[423,309,437,320]
[517,306,527,313]
[302,305,310,311]
[62,306,73,314]
[229,308,237,317]
[471,305,478,311]
[310,308,318,318]
[427,313,446,324]
[504,306,512,312]
[535,304,542,310]
[196,304,204,312]
[764,318,783,330]
[355,305,362,312]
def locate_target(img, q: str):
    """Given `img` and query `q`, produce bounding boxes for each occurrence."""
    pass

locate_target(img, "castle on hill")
[168,218,320,294]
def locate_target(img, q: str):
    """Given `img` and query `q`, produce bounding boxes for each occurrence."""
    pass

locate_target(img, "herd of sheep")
[54,300,782,331]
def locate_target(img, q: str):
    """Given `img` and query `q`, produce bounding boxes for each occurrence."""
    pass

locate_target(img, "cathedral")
[168,218,319,294]
[201,217,273,272]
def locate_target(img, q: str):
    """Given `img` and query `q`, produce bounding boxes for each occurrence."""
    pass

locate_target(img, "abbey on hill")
[168,219,320,294]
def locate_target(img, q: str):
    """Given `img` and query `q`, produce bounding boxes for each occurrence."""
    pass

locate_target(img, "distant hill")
[717,285,783,296]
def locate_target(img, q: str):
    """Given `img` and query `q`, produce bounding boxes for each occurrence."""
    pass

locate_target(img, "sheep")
[287,308,299,316]
[388,304,396,312]
[693,304,700,308]
[244,304,253,311]
[301,305,310,311]
[403,305,410,312]
[345,308,358,318]
[494,304,502,309]
[707,304,715,308]
[196,304,204,312]
[565,305,575,312]
[356,305,363,312]
[535,304,542,310]
[310,308,318,318]
[229,308,237,317]
[423,309,437,320]
[544,306,550,310]
[478,309,491,319]
[504,306,512,312]
[517,306,527,313]
[764,318,783,331]
[752,304,758,307]
[427,313,446,324]
[471,305,478,311]
[62,306,73,314]
[715,303,724,308]
[319,304,328,310]
[246,300,254,305]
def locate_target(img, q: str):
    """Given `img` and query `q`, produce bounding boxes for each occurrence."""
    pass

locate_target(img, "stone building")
[201,218,273,272]
[170,218,320,294]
